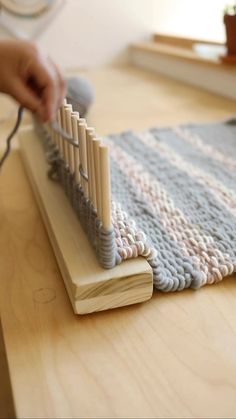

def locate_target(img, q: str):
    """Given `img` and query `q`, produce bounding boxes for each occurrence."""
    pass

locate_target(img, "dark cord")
[0,106,24,171]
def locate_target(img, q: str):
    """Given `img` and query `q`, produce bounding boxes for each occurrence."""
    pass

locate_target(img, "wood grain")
[1,66,236,418]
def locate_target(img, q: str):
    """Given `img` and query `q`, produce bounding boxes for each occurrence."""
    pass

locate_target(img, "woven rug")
[105,118,236,292]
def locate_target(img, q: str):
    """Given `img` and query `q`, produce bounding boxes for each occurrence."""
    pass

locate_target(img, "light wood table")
[1,65,236,418]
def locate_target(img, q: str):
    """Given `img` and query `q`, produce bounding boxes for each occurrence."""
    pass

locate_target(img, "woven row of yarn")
[109,142,200,289]
[138,133,229,282]
[41,128,117,269]
[137,130,236,284]
[108,155,182,291]
[109,139,233,289]
[112,201,157,263]
[109,144,198,290]
[171,128,236,216]
[145,128,236,283]
[173,126,236,172]
[70,184,117,269]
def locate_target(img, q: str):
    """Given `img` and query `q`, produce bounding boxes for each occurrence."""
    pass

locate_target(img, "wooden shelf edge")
[153,33,225,49]
[130,42,236,74]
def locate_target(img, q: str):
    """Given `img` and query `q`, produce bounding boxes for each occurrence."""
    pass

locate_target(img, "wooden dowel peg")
[57,109,63,158]
[90,134,97,210]
[65,106,74,174]
[60,105,69,166]
[92,138,101,217]
[78,119,88,197]
[86,127,95,202]
[99,145,112,230]
[71,112,80,185]
[54,123,60,151]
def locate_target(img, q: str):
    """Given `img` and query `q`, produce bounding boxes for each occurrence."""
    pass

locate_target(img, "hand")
[0,40,65,122]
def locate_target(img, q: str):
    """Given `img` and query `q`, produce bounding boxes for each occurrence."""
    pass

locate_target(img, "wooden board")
[19,126,153,314]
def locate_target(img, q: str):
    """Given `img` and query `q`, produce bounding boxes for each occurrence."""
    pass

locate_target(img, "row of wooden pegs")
[51,99,112,231]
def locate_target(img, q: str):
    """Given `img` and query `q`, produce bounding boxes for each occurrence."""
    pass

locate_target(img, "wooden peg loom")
[19,99,153,314]
[42,99,117,270]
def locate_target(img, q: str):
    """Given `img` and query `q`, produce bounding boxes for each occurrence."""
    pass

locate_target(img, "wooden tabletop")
[1,65,236,418]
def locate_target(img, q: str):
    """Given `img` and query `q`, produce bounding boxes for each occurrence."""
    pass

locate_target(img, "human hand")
[0,40,65,122]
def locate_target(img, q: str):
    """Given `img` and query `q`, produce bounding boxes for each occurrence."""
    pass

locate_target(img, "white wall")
[153,0,227,42]
[0,0,228,70]
[15,0,156,69]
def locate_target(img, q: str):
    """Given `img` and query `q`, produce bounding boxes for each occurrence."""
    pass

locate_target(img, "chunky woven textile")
[106,118,236,291]
[41,118,236,292]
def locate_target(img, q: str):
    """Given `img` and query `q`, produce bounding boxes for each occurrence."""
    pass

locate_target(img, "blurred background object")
[0,0,55,17]
[0,0,64,39]
[0,0,232,70]
[223,3,236,56]
[0,0,235,104]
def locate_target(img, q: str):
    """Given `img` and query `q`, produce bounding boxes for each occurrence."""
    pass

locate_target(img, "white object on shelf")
[0,0,64,39]
[0,0,54,17]
[193,43,227,61]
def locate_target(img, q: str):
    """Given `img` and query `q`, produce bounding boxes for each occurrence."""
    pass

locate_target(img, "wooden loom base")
[19,126,153,314]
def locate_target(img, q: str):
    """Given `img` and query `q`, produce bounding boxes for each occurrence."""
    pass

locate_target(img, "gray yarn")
[106,119,236,291]
[39,128,116,270]
[38,117,236,292]
[66,76,94,117]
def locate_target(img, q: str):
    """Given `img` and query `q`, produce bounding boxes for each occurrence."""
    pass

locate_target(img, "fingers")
[27,58,56,121]
[26,53,65,122]
[0,40,66,122]
[49,58,66,109]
